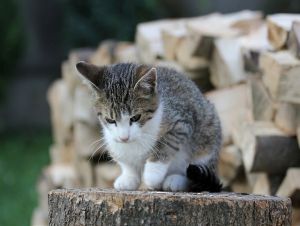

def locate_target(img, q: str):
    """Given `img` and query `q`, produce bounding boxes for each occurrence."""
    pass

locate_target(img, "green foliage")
[0,131,51,226]
[62,0,165,50]
[0,0,24,99]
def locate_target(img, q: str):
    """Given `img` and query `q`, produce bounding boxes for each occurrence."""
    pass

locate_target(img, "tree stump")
[48,188,291,226]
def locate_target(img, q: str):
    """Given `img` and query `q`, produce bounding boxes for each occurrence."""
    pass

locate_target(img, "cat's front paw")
[114,175,140,191]
[143,161,169,190]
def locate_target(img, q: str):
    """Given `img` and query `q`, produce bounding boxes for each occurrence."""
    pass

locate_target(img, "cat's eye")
[105,118,116,124]
[130,114,141,123]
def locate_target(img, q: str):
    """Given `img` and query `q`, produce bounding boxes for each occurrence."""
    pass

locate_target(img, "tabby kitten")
[76,62,222,192]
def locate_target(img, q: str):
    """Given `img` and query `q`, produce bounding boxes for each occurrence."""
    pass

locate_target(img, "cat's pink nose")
[119,136,129,142]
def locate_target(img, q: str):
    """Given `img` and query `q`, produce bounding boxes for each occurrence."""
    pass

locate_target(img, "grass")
[0,130,51,226]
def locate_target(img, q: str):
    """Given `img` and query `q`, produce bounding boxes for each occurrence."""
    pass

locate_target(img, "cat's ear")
[76,61,105,90]
[134,66,157,96]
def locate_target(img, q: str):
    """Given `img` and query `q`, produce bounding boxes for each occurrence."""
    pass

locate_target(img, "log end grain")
[49,188,292,226]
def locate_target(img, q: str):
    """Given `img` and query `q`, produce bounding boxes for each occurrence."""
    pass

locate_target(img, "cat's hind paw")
[162,174,189,192]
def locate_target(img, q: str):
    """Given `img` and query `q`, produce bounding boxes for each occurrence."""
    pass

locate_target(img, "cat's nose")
[119,136,129,142]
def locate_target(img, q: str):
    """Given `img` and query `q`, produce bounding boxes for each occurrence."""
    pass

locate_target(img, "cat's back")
[156,66,206,107]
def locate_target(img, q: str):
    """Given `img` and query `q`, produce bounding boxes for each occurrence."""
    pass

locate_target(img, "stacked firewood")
[31,11,300,226]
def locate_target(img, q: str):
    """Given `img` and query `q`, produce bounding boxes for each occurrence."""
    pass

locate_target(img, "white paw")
[114,174,140,191]
[143,161,169,190]
[163,174,189,192]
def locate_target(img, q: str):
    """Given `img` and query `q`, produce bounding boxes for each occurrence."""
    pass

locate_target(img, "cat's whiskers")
[88,138,104,153]
[89,141,107,162]
[139,138,160,160]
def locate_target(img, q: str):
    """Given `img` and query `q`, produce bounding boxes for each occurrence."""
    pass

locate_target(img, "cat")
[76,62,222,192]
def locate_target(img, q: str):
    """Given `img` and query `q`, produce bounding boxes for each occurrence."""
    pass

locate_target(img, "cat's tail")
[186,163,222,192]
[187,164,222,192]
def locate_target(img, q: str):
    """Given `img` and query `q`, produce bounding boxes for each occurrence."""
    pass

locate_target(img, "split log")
[67,48,94,94]
[74,121,102,158]
[238,122,300,174]
[42,164,79,189]
[277,168,300,207]
[267,14,300,50]
[136,19,185,63]
[114,43,139,63]
[287,21,300,59]
[154,60,212,92]
[206,84,252,145]
[252,173,285,196]
[49,143,76,165]
[90,40,117,66]
[186,11,262,61]
[292,208,300,226]
[175,36,209,70]
[74,157,94,187]
[47,79,73,145]
[274,102,299,135]
[248,76,276,121]
[218,145,242,186]
[230,176,252,194]
[37,164,79,214]
[73,85,98,126]
[187,11,262,41]
[94,163,121,188]
[260,50,300,104]
[239,24,273,73]
[161,24,187,61]
[48,188,292,226]
[210,37,245,88]
[31,208,47,226]
[252,173,271,195]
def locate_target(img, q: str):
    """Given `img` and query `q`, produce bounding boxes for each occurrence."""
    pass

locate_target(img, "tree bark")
[49,188,292,226]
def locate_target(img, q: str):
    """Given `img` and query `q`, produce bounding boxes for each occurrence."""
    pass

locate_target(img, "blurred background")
[1,0,300,225]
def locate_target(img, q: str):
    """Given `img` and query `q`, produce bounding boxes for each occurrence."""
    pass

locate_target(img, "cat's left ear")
[76,61,105,90]
[134,66,157,96]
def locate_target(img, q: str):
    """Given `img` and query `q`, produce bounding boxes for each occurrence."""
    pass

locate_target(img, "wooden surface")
[49,188,292,226]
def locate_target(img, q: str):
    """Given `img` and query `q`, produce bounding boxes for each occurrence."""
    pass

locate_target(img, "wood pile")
[32,11,300,226]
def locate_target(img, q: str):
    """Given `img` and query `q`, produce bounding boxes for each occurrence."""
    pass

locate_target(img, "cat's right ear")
[76,61,104,90]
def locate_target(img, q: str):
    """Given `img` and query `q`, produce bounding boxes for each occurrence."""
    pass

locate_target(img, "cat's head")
[76,62,159,144]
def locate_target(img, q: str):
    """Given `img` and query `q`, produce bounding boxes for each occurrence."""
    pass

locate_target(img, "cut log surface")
[274,102,299,135]
[218,145,242,186]
[277,168,300,207]
[248,76,275,121]
[210,37,245,88]
[206,84,252,145]
[136,19,185,63]
[90,40,116,66]
[267,14,300,50]
[74,85,98,126]
[288,21,300,59]
[74,122,101,158]
[260,51,300,104]
[239,24,273,72]
[252,173,285,196]
[68,48,94,92]
[239,122,300,174]
[48,188,291,226]
[47,79,74,145]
